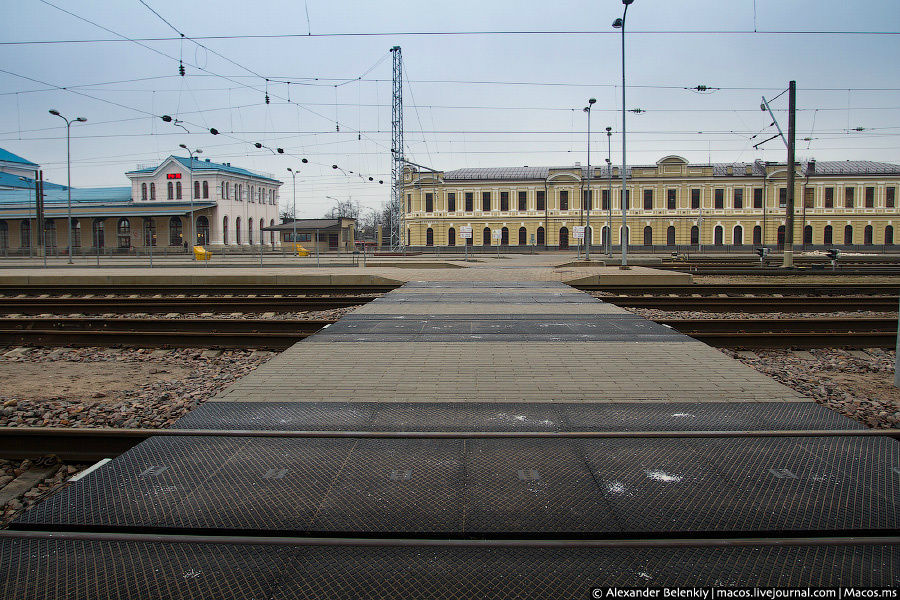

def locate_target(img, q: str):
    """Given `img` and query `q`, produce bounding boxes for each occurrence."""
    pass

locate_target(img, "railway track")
[603,295,898,312]
[0,295,377,315]
[0,316,895,350]
[0,283,399,297]
[575,283,900,295]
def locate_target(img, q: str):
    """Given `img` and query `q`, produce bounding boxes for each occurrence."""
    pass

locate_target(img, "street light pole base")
[618,265,631,270]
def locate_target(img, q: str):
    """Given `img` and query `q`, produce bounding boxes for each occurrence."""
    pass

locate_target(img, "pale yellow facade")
[402,156,900,250]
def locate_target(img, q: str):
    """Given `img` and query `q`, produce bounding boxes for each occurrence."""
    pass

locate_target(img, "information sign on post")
[492,230,502,257]
[460,226,473,261]
[573,226,585,240]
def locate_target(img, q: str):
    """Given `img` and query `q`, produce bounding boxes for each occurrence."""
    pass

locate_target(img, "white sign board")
[460,226,473,239]
[492,230,502,240]
[573,226,585,240]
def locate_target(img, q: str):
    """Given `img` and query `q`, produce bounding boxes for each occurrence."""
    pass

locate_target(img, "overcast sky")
[2,0,898,217]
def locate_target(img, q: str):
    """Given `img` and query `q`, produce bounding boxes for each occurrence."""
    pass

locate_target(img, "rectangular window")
[825,187,834,208]
[425,193,433,213]
[407,194,411,213]
[865,187,875,208]
[559,190,568,211]
[465,192,473,212]
[691,189,700,210]
[887,187,896,208]
[482,192,491,212]
[602,189,610,211]
[733,188,743,209]
[583,190,593,210]
[779,188,787,208]
[500,191,509,212]
[667,189,676,210]
[804,188,815,209]
[643,189,653,210]
[845,187,854,208]
[536,190,546,211]
[753,188,762,209]
[715,189,724,209]
[518,191,527,211]
[448,193,456,212]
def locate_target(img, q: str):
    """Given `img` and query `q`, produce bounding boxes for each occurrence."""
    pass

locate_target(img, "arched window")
[536,226,545,246]
[248,218,253,245]
[141,183,147,200]
[803,225,813,245]
[249,186,254,203]
[71,219,81,249]
[501,227,509,245]
[559,227,569,249]
[824,225,833,245]
[196,216,210,246]
[225,182,230,200]
[844,225,853,245]
[43,220,57,249]
[885,225,894,246]
[448,227,456,246]
[194,181,200,199]
[426,227,434,246]
[175,181,182,200]
[92,219,104,249]
[223,216,229,245]
[169,217,183,246]
[864,225,873,245]
[666,226,676,246]
[259,218,265,245]
[643,225,653,246]
[753,225,762,245]
[202,181,209,199]
[270,219,275,245]
[714,225,723,246]
[117,218,131,249]
[167,181,174,200]
[690,225,699,246]
[149,183,156,200]
[21,221,31,249]
[733,225,743,246]
[518,227,527,245]
[144,218,156,247]
[235,217,241,244]
[777,225,785,248]
[0,220,8,250]
[482,227,491,246]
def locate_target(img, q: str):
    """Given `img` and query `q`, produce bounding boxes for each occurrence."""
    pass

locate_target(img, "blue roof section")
[126,155,281,183]
[0,186,132,206]
[0,147,38,167]
[0,172,68,190]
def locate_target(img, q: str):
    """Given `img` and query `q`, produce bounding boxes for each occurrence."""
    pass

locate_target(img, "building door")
[328,233,339,248]
[559,227,569,249]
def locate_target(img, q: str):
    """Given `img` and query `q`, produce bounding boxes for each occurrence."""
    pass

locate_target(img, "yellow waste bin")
[293,243,310,257]
[193,246,211,261]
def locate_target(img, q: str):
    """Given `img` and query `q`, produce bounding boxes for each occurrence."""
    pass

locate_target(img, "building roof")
[440,160,900,181]
[127,156,282,184]
[0,147,38,167]
[264,218,352,231]
[0,186,132,206]
[0,172,68,191]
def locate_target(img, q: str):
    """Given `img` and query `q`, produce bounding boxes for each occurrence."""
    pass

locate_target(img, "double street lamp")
[613,0,635,267]
[286,166,302,247]
[606,126,613,257]
[179,144,202,247]
[48,110,87,264]
[583,98,596,260]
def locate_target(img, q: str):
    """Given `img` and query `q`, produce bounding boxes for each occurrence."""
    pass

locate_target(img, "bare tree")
[324,197,360,220]
[279,206,295,223]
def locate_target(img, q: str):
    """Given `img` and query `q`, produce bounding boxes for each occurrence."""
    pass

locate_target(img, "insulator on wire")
[179,61,185,77]
[265,94,270,105]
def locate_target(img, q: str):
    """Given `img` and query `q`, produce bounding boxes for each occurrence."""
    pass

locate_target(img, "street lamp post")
[179,144,202,248]
[613,0,635,268]
[286,167,300,252]
[49,110,87,264]
[606,126,613,257]
[583,98,596,261]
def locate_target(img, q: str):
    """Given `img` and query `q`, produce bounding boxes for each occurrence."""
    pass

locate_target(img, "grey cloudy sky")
[2,0,898,217]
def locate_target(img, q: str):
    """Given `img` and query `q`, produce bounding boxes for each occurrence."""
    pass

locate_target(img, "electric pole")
[784,80,796,268]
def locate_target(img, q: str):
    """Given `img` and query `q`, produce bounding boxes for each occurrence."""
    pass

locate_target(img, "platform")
[3,281,898,596]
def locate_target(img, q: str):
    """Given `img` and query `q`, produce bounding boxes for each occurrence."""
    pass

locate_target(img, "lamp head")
[589,98,596,105]
[302,158,308,163]
[276,148,284,154]
[209,128,219,135]
[332,165,338,169]
[583,107,589,113]
[179,143,187,149]
[622,0,634,4]
[195,149,202,154]
[254,142,263,149]
[161,115,173,122]
[76,117,87,122]
[612,17,623,28]
[49,109,60,116]
[287,167,293,173]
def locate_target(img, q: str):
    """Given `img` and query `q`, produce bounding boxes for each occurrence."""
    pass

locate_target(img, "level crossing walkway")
[1,281,897,597]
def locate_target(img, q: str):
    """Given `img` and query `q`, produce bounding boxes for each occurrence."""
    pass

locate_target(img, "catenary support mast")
[390,46,404,252]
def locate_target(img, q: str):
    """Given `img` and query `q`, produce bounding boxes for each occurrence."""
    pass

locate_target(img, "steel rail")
[0,296,378,315]
[3,427,897,462]
[605,295,898,312]
[577,283,900,295]
[0,284,400,296]
[0,529,896,549]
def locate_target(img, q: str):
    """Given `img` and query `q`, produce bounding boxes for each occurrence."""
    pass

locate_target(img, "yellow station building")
[402,156,900,250]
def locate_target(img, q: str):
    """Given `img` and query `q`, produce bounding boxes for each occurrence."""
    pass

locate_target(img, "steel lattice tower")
[390,46,404,252]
